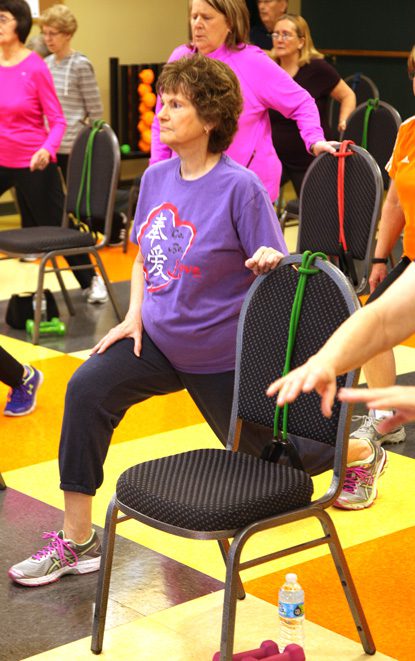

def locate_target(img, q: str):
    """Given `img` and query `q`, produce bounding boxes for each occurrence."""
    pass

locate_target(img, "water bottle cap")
[285,573,298,583]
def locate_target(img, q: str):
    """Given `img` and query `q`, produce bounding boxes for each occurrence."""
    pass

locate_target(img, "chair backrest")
[327,73,380,137]
[228,255,359,475]
[65,123,121,245]
[341,100,402,189]
[345,73,380,105]
[296,143,383,293]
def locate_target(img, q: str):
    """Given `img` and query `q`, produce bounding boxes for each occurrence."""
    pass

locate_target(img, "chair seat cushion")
[116,449,314,531]
[0,226,95,253]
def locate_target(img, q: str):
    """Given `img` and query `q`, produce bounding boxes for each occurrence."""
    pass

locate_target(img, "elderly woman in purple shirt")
[9,55,288,587]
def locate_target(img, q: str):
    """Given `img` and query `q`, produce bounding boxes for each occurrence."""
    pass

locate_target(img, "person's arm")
[91,249,145,357]
[330,79,356,132]
[78,58,103,121]
[251,50,334,155]
[267,262,415,416]
[33,61,66,161]
[369,180,405,292]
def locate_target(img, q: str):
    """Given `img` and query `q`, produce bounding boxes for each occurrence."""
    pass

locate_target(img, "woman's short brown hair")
[39,4,77,36]
[189,0,250,49]
[157,54,243,154]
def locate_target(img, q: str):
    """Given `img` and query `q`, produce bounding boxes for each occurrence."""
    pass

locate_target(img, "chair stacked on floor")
[0,123,123,344]
[91,253,375,660]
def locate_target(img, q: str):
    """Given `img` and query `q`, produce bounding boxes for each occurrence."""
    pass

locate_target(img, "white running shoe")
[84,275,108,304]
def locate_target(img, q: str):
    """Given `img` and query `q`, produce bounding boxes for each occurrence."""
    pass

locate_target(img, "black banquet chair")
[91,254,375,660]
[327,72,380,140]
[296,142,383,293]
[340,99,402,190]
[0,123,123,344]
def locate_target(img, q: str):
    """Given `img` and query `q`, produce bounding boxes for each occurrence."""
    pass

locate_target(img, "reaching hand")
[266,360,338,418]
[245,247,284,276]
[338,385,415,431]
[90,316,143,357]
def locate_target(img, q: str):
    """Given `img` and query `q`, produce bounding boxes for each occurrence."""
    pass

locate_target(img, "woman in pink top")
[0,0,107,301]
[0,0,66,227]
[151,0,335,202]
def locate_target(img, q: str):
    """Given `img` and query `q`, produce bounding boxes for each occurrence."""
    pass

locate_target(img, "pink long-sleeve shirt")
[0,51,66,168]
[150,43,325,201]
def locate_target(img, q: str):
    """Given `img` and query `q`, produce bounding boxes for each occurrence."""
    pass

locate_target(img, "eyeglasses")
[0,14,15,25]
[41,29,62,38]
[272,31,296,41]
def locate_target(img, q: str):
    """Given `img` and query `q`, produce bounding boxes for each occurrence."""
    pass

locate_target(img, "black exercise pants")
[0,346,24,388]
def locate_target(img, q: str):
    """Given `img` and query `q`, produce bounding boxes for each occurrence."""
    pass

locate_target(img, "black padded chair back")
[65,124,120,241]
[327,73,379,138]
[231,257,357,452]
[296,143,383,292]
[341,100,401,189]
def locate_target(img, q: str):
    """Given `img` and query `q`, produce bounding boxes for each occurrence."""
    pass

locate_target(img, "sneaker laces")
[342,466,373,494]
[31,531,78,567]
[7,384,31,406]
[351,414,374,432]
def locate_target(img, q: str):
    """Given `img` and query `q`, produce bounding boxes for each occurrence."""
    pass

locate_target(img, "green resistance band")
[262,251,327,468]
[361,98,379,150]
[75,119,106,225]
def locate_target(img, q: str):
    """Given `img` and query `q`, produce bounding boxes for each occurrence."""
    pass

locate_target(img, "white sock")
[371,409,393,420]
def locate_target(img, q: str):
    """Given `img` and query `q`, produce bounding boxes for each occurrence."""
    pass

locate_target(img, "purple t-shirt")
[131,155,288,373]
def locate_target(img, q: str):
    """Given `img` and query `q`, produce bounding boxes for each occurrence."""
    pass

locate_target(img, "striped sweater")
[45,51,103,154]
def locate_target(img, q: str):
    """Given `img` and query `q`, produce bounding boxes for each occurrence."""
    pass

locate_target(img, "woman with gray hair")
[39,4,103,181]
[39,4,107,303]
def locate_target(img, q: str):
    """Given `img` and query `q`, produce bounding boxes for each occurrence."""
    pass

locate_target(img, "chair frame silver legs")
[91,493,375,659]
[2,246,122,344]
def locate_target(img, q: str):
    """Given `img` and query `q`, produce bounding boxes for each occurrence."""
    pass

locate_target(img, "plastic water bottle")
[278,573,305,649]
[33,294,47,322]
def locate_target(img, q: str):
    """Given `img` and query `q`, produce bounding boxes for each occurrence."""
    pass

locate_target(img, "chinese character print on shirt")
[137,203,199,292]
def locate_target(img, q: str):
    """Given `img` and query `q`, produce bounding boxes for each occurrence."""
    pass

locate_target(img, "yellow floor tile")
[0,333,63,363]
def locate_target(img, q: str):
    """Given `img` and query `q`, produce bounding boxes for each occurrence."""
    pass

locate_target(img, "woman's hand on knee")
[90,318,143,357]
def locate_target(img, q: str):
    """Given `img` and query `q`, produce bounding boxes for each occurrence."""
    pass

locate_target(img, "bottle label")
[279,602,304,619]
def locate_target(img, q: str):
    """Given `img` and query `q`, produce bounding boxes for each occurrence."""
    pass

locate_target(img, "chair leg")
[217,540,245,600]
[51,257,75,316]
[219,533,246,661]
[91,496,119,654]
[93,252,123,322]
[31,263,49,345]
[317,510,376,655]
[0,472,6,490]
